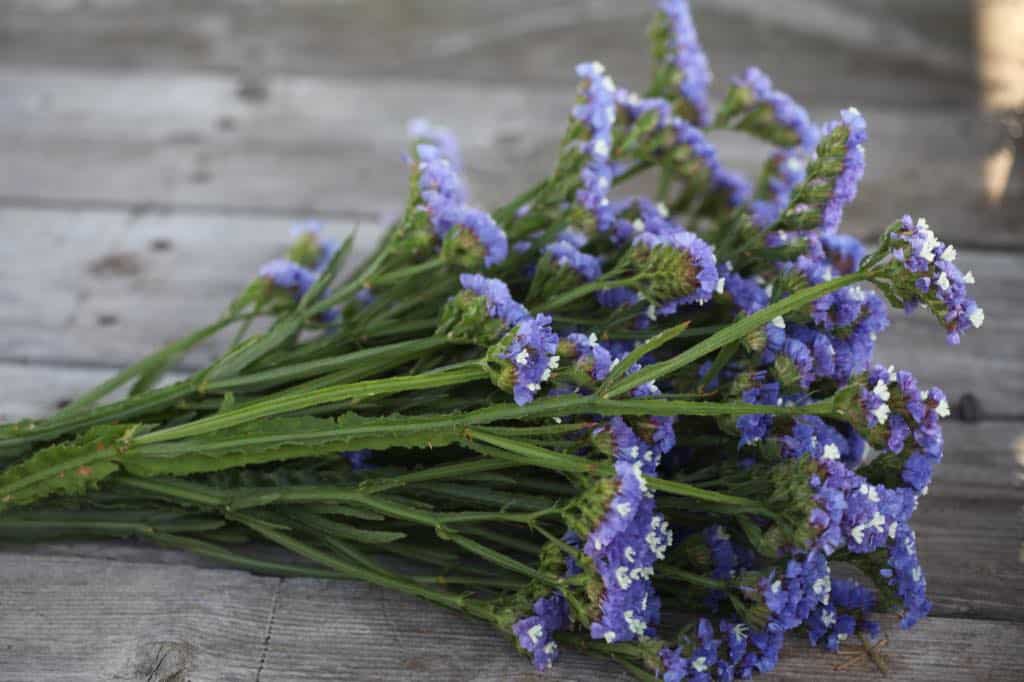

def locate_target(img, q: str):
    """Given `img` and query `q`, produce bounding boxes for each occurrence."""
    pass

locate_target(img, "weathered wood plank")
[0,67,1015,246]
[0,209,376,374]
[0,1,976,108]
[0,552,1021,681]
[1,210,1018,411]
[0,553,278,681]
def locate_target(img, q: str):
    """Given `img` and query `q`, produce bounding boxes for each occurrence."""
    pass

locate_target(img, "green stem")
[135,363,487,445]
[605,271,871,397]
[230,511,492,618]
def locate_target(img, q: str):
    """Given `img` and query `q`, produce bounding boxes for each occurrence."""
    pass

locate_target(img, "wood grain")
[0,66,1016,246]
[0,552,1021,682]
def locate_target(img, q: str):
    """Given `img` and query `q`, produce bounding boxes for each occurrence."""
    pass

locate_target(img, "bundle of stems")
[0,2,983,679]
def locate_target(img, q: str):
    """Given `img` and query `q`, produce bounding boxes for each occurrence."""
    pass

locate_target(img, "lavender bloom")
[881,524,932,628]
[407,117,462,172]
[416,143,467,207]
[719,67,818,152]
[561,332,614,384]
[288,221,340,271]
[259,258,317,297]
[496,314,560,405]
[542,240,603,281]
[806,578,878,651]
[572,61,617,232]
[737,381,780,446]
[879,215,984,344]
[344,449,374,470]
[817,108,867,233]
[439,204,509,268]
[822,233,867,274]
[458,273,529,327]
[652,0,713,126]
[752,551,832,632]
[512,593,569,670]
[627,228,718,315]
[750,149,808,229]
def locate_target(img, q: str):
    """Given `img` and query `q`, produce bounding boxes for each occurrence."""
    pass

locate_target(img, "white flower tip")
[969,307,985,328]
[771,315,786,329]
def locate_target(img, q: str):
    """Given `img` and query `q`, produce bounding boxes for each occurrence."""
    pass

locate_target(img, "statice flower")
[748,550,832,632]
[542,239,602,281]
[288,221,340,271]
[781,108,866,233]
[650,0,713,126]
[821,233,866,274]
[259,258,316,297]
[439,204,509,268]
[881,524,932,627]
[415,142,467,207]
[511,592,569,670]
[718,67,818,152]
[874,215,984,344]
[456,273,528,327]
[588,495,671,643]
[438,274,529,345]
[344,449,374,470]
[805,578,879,651]
[559,332,614,385]
[572,61,618,232]
[736,381,780,446]
[750,149,808,228]
[625,228,718,315]
[407,117,462,173]
[492,314,561,405]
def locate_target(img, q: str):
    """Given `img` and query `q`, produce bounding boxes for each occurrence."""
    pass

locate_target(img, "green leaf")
[0,425,144,510]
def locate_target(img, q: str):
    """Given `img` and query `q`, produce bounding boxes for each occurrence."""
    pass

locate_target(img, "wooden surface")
[1,1,1023,680]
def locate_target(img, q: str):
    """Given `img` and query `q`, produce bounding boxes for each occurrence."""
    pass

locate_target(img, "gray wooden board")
[0,66,1017,247]
[0,1,978,108]
[1,552,1023,682]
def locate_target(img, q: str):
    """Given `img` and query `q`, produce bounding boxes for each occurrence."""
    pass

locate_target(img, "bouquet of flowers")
[0,2,984,679]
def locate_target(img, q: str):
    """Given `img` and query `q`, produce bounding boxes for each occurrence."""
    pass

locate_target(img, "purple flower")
[881,524,932,628]
[627,228,718,315]
[496,314,560,405]
[816,107,867,233]
[344,449,374,470]
[737,381,780,446]
[562,332,614,384]
[543,240,602,281]
[288,221,340,271]
[880,215,984,344]
[572,61,618,231]
[822,233,866,274]
[259,258,317,296]
[512,593,569,670]
[458,273,529,327]
[722,67,818,152]
[653,0,713,126]
[439,204,509,268]
[750,149,808,229]
[407,117,462,173]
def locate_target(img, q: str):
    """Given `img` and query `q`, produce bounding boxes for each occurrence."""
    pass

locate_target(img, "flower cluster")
[5,3,985,681]
[512,593,569,670]
[572,61,618,232]
[719,67,818,152]
[650,0,713,126]
[875,215,984,344]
